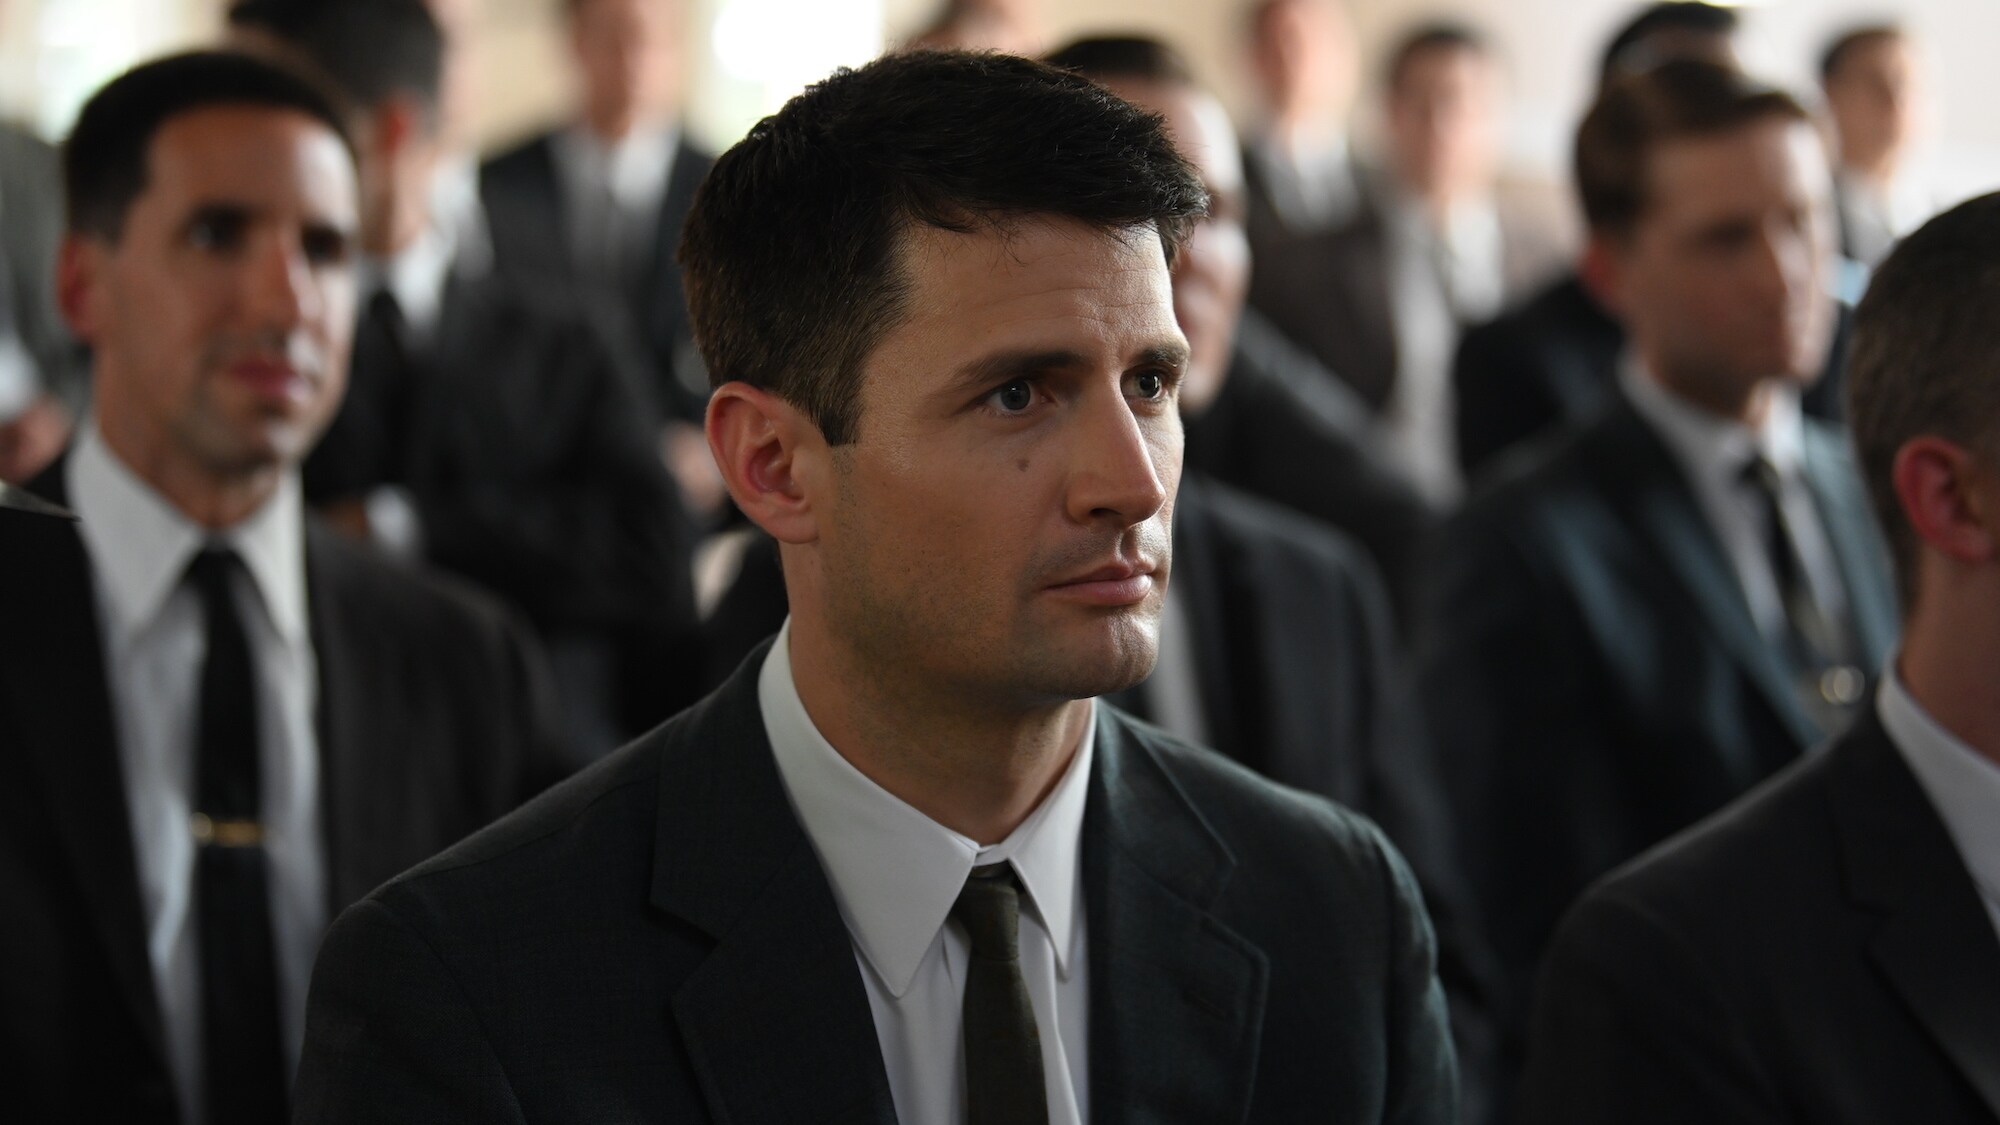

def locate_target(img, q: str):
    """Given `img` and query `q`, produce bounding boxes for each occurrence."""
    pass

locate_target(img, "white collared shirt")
[68,422,324,1125]
[551,122,678,280]
[759,620,1092,1125]
[1621,360,1850,648]
[363,216,459,342]
[1249,129,1359,232]
[1878,666,2000,942]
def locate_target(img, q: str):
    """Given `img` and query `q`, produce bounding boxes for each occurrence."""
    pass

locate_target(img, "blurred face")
[1386,44,1499,204]
[66,106,358,482]
[1825,34,1925,177]
[1604,117,1834,418]
[571,0,680,138]
[1253,0,1357,126]
[814,218,1188,708]
[1105,78,1248,417]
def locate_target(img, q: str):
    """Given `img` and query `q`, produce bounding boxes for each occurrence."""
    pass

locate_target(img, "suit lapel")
[1830,713,2000,1118]
[1605,402,1822,753]
[1800,424,1898,669]
[1085,710,1268,1125]
[5,459,170,1068]
[650,654,896,1125]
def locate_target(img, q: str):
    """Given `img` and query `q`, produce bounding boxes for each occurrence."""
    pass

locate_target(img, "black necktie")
[187,548,288,1124]
[953,864,1049,1125]
[1741,457,1865,730]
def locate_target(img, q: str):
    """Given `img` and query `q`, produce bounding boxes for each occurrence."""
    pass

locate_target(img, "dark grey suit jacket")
[0,464,566,1123]
[1520,707,2000,1123]
[1414,394,1898,1093]
[295,640,1459,1123]
[480,130,715,423]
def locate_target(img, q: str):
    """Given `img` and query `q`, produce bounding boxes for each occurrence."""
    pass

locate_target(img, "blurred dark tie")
[187,548,288,1124]
[953,863,1049,1125]
[1741,457,1865,732]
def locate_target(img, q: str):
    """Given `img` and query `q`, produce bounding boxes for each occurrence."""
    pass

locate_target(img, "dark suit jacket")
[480,130,715,422]
[1185,309,1437,603]
[0,465,566,1123]
[304,267,699,741]
[1414,394,1898,1092]
[1451,271,1857,481]
[295,638,1459,1123]
[1246,178,1570,413]
[1519,707,2000,1123]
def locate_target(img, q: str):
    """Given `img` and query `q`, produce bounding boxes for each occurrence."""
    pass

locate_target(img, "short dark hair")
[1599,2,1740,88]
[679,50,1206,446]
[1384,22,1488,94]
[1820,24,1904,85]
[1575,59,1809,237]
[1045,35,1196,88]
[64,50,353,241]
[1846,192,2000,607]
[227,0,443,120]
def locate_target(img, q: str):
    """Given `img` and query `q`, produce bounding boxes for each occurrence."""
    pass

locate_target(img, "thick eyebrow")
[943,341,1191,400]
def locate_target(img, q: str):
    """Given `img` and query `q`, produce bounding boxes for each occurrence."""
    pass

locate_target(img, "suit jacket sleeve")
[295,897,529,1124]
[1376,823,1462,1125]
[1516,893,1786,1125]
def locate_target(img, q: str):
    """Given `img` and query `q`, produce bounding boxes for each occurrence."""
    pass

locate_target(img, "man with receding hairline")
[298,49,1456,1125]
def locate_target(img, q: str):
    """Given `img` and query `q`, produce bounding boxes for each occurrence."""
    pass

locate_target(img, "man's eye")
[989,380,1035,414]
[188,214,245,252]
[1132,371,1166,400]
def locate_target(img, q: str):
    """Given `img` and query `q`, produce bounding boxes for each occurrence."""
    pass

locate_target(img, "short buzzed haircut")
[1820,24,1904,85]
[1384,22,1488,95]
[227,0,443,119]
[679,50,1206,446]
[1599,2,1740,87]
[1575,59,1809,238]
[1044,35,1196,87]
[1845,192,2000,606]
[64,49,353,241]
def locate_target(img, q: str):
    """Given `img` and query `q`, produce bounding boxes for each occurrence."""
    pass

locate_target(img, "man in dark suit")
[481,0,712,425]
[231,0,700,755]
[297,50,1456,1123]
[1416,60,1898,1101]
[0,52,563,1124]
[0,119,84,483]
[1519,192,2000,1125]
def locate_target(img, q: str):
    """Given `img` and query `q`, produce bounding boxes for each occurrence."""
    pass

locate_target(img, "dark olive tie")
[187,548,289,1124]
[953,863,1050,1125]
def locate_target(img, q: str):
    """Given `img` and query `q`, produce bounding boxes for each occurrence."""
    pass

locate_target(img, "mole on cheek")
[1017,458,1030,472]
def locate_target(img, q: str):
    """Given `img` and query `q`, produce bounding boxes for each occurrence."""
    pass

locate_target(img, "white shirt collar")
[68,419,310,650]
[759,619,1093,998]
[1620,357,1806,483]
[1878,662,2000,909]
[364,215,459,339]
[554,122,679,215]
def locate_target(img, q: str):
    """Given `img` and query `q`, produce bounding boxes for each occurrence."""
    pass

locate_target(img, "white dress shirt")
[1248,131,1360,232]
[69,423,324,1125]
[1621,361,1850,648]
[1878,666,2000,942]
[1380,190,1504,505]
[551,122,678,283]
[759,620,1092,1125]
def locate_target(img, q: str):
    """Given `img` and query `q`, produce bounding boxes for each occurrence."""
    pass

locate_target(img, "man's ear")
[55,234,106,344]
[707,381,827,544]
[1578,232,1627,319]
[1894,435,1999,567]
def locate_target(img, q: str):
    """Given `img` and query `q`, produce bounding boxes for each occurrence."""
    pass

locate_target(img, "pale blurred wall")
[1,0,1996,195]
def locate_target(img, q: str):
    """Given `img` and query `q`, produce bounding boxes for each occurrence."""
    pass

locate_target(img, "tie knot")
[186,546,243,602]
[953,864,1024,962]
[1741,455,1783,494]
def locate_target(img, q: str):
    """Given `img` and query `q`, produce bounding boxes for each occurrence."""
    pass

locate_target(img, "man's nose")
[244,236,316,329]
[1065,388,1175,527]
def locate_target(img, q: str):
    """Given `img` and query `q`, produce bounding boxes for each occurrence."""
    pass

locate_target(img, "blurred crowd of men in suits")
[2,0,1996,1122]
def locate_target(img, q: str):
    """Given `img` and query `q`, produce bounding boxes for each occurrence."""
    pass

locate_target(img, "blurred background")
[3,0,1998,195]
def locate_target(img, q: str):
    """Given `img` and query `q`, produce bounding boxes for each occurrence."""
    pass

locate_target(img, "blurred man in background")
[0,114,82,483]
[1418,59,1896,1107]
[1242,0,1363,244]
[0,51,561,1122]
[1821,23,1943,269]
[1522,190,2000,1125]
[233,0,700,758]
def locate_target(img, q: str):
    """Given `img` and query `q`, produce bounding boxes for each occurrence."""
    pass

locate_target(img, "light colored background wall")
[2,0,1995,193]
